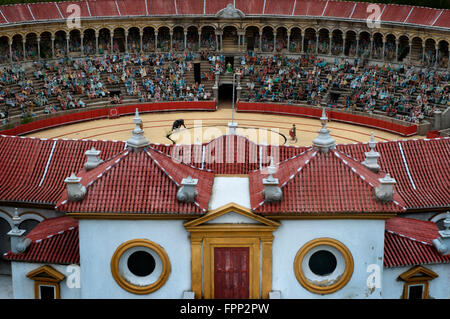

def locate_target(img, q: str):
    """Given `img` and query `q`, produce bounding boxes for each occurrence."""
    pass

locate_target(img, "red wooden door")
[214,247,250,299]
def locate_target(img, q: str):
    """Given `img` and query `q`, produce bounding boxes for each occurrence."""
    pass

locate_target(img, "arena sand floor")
[25,103,423,146]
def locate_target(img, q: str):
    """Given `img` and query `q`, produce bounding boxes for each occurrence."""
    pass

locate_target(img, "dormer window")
[26,265,65,299]
[398,266,438,299]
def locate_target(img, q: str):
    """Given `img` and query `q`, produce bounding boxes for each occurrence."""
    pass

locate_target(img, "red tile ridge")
[331,149,407,210]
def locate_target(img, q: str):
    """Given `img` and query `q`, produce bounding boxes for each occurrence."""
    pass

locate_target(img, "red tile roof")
[337,138,450,211]
[56,146,215,214]
[249,148,406,215]
[3,216,79,265]
[0,0,446,29]
[0,135,125,206]
[384,217,450,268]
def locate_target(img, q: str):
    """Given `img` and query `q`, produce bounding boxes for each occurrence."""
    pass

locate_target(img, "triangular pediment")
[26,265,65,283]
[184,203,280,228]
[215,4,245,18]
[398,266,438,282]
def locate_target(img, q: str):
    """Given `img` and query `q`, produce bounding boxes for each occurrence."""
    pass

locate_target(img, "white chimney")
[126,108,150,151]
[362,133,381,173]
[262,157,282,203]
[64,173,86,202]
[84,147,103,171]
[432,211,450,255]
[7,208,31,254]
[177,176,198,203]
[374,173,396,202]
[312,107,335,153]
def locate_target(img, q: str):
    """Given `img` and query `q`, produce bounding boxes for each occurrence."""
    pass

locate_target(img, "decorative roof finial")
[432,211,450,255]
[374,173,396,202]
[312,107,335,153]
[362,132,381,173]
[262,156,282,203]
[84,147,103,171]
[126,108,150,151]
[7,208,31,254]
[10,208,22,235]
[177,176,198,203]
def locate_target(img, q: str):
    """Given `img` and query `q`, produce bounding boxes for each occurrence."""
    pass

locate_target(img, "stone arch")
[384,34,396,61]
[25,32,39,60]
[11,34,24,61]
[0,35,9,63]
[318,28,330,54]
[275,26,287,52]
[331,29,343,56]
[185,26,198,51]
[372,32,383,59]
[113,27,126,53]
[358,31,371,58]
[245,26,260,51]
[261,26,274,52]
[98,28,111,54]
[69,29,81,53]
[222,25,238,52]
[143,26,156,52]
[344,30,357,56]
[128,27,140,53]
[398,35,410,62]
[54,30,67,57]
[424,38,437,66]
[200,25,216,50]
[437,40,449,68]
[289,27,302,53]
[83,28,96,55]
[172,26,184,51]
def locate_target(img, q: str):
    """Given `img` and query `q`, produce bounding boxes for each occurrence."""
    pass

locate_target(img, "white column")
[342,35,346,56]
[198,32,201,51]
[370,36,373,59]
[301,31,304,53]
[273,32,276,53]
[95,31,99,55]
[155,31,158,52]
[382,39,386,61]
[215,33,218,52]
[8,39,12,62]
[22,39,26,60]
[37,36,41,59]
[66,33,70,55]
[356,37,359,57]
[315,33,319,54]
[184,32,187,50]
[395,39,399,62]
[140,30,143,53]
[110,32,114,53]
[125,31,128,53]
[422,42,425,65]
[408,39,411,64]
[287,31,290,52]
[80,34,84,55]
[259,31,262,52]
[435,44,439,67]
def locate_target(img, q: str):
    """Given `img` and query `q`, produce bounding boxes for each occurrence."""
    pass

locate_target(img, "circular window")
[111,239,171,295]
[308,250,337,276]
[127,251,156,277]
[294,238,353,295]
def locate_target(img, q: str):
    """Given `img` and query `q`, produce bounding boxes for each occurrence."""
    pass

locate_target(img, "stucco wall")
[11,262,81,299]
[382,263,450,299]
[78,219,191,299]
[271,219,386,299]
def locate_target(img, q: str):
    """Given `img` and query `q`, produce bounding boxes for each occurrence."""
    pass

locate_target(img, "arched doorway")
[245,26,259,52]
[98,28,111,54]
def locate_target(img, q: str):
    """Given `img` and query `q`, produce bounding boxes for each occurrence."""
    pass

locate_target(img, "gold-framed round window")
[111,239,171,295]
[294,238,354,295]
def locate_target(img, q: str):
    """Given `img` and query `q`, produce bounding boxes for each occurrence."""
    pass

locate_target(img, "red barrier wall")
[236,101,418,137]
[1,101,216,136]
